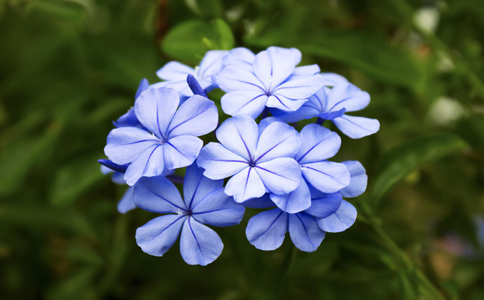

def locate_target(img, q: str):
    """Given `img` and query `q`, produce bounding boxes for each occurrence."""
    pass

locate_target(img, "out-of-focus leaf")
[161,19,234,63]
[50,156,105,206]
[0,204,95,238]
[47,266,98,300]
[371,134,468,206]
[0,123,61,195]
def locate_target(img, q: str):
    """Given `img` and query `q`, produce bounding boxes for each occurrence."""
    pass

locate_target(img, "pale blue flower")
[215,46,324,118]
[153,50,228,101]
[272,81,380,139]
[197,115,302,203]
[134,164,245,266]
[104,87,218,185]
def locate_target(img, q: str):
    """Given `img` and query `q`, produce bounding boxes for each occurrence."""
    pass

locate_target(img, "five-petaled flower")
[104,87,218,186]
[215,46,324,119]
[268,121,350,214]
[134,164,245,266]
[272,81,380,139]
[197,115,302,203]
[153,50,228,102]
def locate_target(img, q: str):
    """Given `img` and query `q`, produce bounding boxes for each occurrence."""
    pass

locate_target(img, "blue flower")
[113,78,150,128]
[134,164,245,266]
[268,121,350,213]
[99,159,136,214]
[272,81,380,139]
[153,50,228,101]
[104,87,218,185]
[245,161,365,252]
[197,115,302,203]
[215,46,324,119]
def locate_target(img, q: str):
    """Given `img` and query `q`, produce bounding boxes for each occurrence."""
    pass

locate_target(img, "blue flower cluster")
[99,47,379,265]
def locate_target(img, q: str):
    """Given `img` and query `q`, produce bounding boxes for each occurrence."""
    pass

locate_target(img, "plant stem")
[360,202,446,300]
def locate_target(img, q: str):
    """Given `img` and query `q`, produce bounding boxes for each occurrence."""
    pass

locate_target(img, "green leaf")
[161,19,234,64]
[371,134,468,206]
[0,124,61,195]
[50,156,105,206]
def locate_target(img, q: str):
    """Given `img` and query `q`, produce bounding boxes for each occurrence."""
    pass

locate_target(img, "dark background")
[1,0,484,299]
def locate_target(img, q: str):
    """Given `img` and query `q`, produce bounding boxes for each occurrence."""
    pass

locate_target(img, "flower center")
[248,160,256,168]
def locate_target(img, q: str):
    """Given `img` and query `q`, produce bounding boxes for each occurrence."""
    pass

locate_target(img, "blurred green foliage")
[1,0,484,299]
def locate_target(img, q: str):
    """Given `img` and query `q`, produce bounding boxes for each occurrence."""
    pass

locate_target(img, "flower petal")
[222,47,255,71]
[304,192,343,218]
[296,124,341,164]
[340,161,368,198]
[327,82,370,112]
[291,64,320,77]
[104,127,159,165]
[321,73,348,86]
[133,176,186,213]
[225,167,265,203]
[136,214,186,257]
[117,186,136,214]
[266,94,307,112]
[288,213,325,252]
[197,50,227,79]
[301,161,350,193]
[156,61,195,81]
[197,142,249,179]
[257,117,279,138]
[256,158,302,195]
[164,135,203,170]
[255,121,301,163]
[167,95,218,138]
[124,145,165,185]
[180,218,223,266]
[183,163,224,209]
[317,200,357,233]
[216,115,258,161]
[253,47,301,90]
[221,91,267,119]
[246,208,288,251]
[192,189,245,227]
[135,78,150,99]
[113,108,143,128]
[332,114,380,139]
[151,80,193,98]
[134,87,180,139]
[270,179,311,213]
[273,74,324,100]
[243,194,276,209]
[216,65,265,93]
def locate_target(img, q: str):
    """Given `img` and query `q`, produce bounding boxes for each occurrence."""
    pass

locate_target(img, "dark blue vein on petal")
[167,108,210,138]
[145,190,186,211]
[151,215,186,242]
[255,135,291,163]
[295,213,316,248]
[302,165,347,185]
[255,166,298,182]
[234,94,266,115]
[254,210,285,242]
[188,218,204,261]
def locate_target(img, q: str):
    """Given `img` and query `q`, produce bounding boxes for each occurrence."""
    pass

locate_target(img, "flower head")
[153,50,228,101]
[104,87,218,185]
[134,164,245,266]
[215,46,324,119]
[197,115,302,203]
[272,81,380,139]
